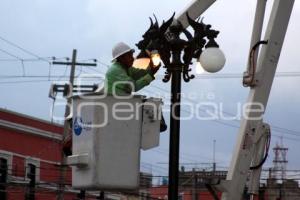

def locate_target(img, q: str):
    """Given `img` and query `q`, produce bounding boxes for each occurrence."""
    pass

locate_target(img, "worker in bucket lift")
[105,42,167,132]
[105,42,157,95]
[62,42,167,156]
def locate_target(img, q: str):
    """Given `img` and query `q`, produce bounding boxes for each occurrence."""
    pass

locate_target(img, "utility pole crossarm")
[53,61,97,67]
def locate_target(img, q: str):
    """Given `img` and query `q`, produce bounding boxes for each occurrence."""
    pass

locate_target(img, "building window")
[0,151,12,177]
[25,158,40,200]
[25,163,36,200]
[25,157,40,183]
[0,158,8,200]
[0,150,12,200]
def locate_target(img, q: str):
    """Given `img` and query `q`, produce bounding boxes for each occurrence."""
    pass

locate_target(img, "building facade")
[1,108,300,200]
[0,108,152,200]
[0,108,83,200]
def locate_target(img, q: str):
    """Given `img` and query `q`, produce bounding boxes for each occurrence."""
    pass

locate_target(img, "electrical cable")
[243,40,268,87]
[0,48,26,76]
[0,48,22,60]
[250,128,271,170]
[147,84,300,136]
[0,36,50,63]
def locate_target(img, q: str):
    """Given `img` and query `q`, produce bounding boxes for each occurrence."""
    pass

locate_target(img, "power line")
[148,84,300,135]
[191,72,300,79]
[271,125,300,135]
[0,77,103,85]
[0,48,22,60]
[0,48,26,75]
[143,87,300,143]
[0,58,53,62]
[152,72,300,80]
[0,79,61,84]
[0,36,50,63]
[0,75,101,78]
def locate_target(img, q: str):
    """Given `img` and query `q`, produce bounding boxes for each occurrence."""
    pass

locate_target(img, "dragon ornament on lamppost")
[136,12,226,200]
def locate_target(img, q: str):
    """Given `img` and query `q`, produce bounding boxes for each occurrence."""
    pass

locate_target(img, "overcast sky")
[1,0,300,178]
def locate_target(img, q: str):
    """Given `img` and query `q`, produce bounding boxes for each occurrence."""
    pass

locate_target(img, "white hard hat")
[112,42,135,61]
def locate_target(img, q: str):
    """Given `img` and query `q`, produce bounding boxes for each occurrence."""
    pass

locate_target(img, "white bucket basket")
[67,94,162,190]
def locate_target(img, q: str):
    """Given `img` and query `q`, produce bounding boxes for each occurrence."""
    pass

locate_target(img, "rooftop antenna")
[272,136,288,181]
[213,139,216,172]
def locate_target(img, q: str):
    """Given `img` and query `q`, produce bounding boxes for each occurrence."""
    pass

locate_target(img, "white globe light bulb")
[199,47,226,73]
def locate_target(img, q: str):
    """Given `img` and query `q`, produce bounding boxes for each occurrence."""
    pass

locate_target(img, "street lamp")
[136,13,225,200]
[150,50,162,67]
[199,47,226,73]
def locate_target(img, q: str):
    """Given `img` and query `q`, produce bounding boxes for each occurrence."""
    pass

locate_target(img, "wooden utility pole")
[213,139,216,173]
[192,168,198,200]
[53,49,97,200]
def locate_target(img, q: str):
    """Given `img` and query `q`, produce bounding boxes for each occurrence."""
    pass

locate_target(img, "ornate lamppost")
[136,13,225,200]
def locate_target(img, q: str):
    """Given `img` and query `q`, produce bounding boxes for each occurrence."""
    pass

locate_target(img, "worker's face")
[118,52,134,68]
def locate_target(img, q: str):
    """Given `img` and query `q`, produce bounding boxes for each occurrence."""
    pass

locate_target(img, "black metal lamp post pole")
[168,50,182,200]
[167,23,187,200]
